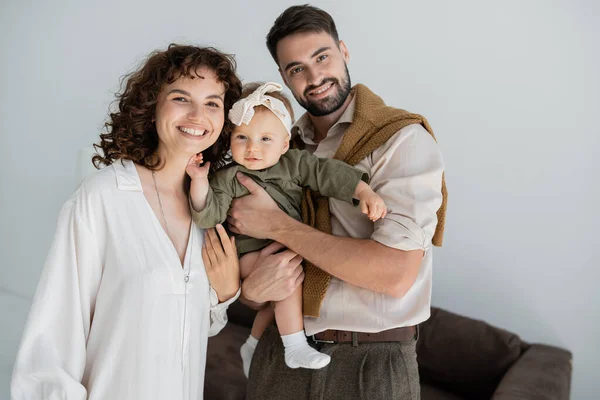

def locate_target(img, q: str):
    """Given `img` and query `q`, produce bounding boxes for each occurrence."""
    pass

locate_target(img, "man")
[228,5,446,399]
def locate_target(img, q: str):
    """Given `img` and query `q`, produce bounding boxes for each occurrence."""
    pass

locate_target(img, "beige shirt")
[294,95,445,336]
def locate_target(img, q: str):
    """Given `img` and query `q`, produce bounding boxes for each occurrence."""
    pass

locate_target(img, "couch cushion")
[417,307,525,399]
[204,322,251,400]
[421,384,465,400]
[492,344,572,399]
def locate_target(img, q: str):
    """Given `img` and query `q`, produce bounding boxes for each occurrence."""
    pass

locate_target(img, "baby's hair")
[241,82,295,123]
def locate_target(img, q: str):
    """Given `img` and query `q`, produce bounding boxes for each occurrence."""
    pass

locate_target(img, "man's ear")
[339,40,350,64]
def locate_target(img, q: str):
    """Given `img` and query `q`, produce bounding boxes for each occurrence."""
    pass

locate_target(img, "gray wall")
[1,0,598,398]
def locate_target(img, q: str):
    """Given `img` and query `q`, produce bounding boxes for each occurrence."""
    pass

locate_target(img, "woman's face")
[154,67,226,158]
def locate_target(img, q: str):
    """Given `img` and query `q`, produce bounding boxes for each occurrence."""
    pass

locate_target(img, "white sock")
[240,335,259,378]
[281,331,331,370]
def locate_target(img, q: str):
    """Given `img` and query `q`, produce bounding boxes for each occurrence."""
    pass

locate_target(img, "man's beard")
[294,64,352,117]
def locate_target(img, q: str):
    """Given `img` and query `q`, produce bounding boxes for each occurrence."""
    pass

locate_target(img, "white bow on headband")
[228,82,293,137]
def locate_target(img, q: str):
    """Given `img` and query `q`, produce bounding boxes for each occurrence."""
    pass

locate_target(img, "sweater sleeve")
[289,149,368,205]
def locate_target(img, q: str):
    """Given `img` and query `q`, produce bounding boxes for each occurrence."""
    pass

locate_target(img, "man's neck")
[308,94,353,143]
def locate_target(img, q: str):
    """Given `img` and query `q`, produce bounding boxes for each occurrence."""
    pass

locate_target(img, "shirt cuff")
[372,216,430,252]
[209,285,241,311]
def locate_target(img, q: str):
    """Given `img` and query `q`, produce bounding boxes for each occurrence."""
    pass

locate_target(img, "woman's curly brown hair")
[93,44,242,173]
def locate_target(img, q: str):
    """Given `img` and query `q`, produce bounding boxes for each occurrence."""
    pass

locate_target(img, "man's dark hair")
[266,4,339,65]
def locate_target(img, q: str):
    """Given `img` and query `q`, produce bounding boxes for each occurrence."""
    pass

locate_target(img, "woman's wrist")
[214,281,241,303]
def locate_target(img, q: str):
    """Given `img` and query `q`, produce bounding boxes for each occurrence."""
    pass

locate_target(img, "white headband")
[228,82,293,137]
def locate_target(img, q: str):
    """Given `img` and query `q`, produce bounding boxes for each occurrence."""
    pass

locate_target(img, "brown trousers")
[246,325,420,400]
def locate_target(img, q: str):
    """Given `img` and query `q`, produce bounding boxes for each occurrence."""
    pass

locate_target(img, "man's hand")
[227,172,290,239]
[241,242,304,305]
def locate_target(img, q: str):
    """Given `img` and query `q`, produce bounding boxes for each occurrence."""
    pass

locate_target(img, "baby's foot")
[281,331,331,369]
[240,335,258,378]
[284,343,331,369]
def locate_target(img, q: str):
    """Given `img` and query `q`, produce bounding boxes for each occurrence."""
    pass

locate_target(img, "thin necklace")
[151,170,191,282]
[152,171,172,240]
[151,170,191,373]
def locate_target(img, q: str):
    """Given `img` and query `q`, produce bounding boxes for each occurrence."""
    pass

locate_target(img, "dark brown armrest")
[492,344,572,400]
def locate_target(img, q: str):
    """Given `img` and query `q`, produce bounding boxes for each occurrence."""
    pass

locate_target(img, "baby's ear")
[282,138,290,154]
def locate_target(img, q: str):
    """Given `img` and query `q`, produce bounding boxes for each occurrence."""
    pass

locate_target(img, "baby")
[186,82,387,377]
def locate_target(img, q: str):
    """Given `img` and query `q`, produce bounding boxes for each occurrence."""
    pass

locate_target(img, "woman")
[11,44,243,399]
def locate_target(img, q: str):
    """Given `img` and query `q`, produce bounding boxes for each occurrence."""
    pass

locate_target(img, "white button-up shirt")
[295,95,445,336]
[11,159,238,400]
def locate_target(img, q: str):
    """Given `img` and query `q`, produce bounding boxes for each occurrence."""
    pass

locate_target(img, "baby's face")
[230,106,290,170]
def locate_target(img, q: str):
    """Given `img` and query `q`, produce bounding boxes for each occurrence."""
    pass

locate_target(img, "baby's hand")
[186,153,210,180]
[359,191,388,222]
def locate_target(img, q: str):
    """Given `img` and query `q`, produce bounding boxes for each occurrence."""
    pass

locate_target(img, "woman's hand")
[202,224,240,303]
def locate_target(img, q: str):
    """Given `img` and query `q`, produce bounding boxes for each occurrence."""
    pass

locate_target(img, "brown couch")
[205,304,572,400]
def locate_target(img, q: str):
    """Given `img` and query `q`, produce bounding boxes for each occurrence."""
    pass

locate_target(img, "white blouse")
[11,159,238,400]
